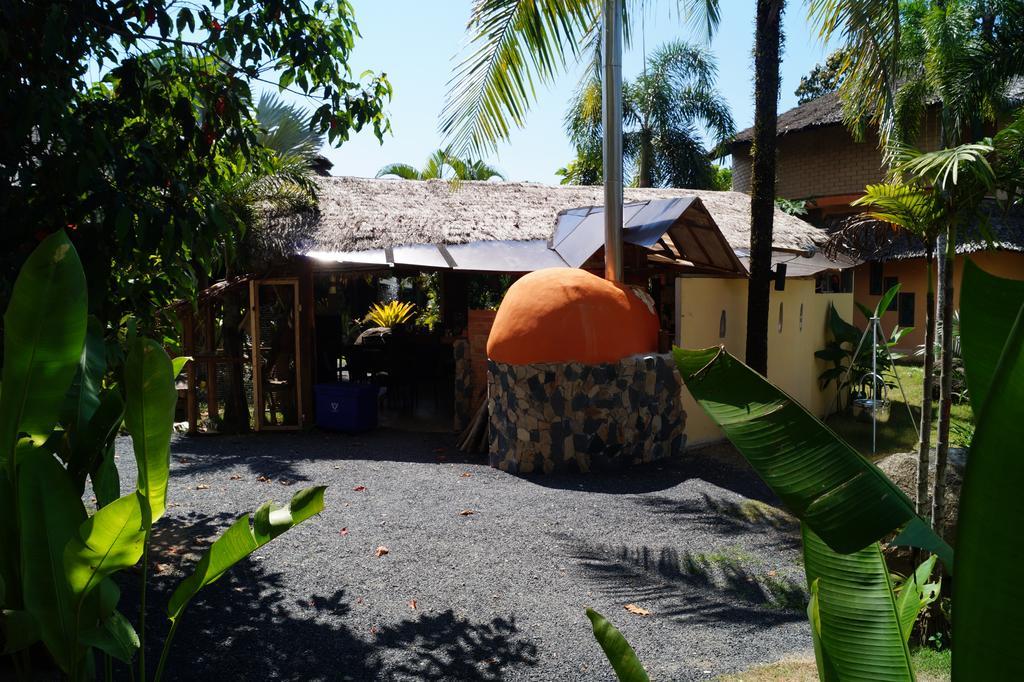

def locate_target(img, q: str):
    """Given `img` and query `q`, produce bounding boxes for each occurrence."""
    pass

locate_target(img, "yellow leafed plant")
[363,300,416,328]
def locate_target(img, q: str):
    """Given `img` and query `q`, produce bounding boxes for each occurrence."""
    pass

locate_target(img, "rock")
[876,451,963,541]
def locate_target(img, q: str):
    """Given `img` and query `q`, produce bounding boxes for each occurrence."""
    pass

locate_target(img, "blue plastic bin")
[315,383,378,432]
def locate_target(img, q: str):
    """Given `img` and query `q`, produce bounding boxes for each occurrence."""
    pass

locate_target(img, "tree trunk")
[932,227,956,533]
[916,245,936,516]
[745,0,784,376]
[637,129,653,188]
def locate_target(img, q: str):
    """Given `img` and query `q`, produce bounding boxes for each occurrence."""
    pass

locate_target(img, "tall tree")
[0,0,391,337]
[795,47,850,103]
[561,40,734,188]
[377,149,505,181]
[745,0,785,376]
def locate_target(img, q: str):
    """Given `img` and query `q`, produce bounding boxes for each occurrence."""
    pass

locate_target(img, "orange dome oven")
[485,268,685,474]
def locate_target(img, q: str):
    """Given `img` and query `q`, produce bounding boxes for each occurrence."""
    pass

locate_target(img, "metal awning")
[733,249,861,277]
[550,198,748,275]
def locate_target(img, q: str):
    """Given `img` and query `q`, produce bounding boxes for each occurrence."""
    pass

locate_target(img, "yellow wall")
[852,251,1024,351]
[677,277,854,445]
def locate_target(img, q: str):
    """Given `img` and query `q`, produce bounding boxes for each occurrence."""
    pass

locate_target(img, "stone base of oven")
[487,353,686,474]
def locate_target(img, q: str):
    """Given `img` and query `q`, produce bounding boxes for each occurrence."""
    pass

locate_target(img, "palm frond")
[375,163,422,180]
[255,93,324,163]
[807,0,902,142]
[441,0,597,157]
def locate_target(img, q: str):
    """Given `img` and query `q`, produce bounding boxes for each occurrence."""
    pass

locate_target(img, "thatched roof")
[827,199,1024,260]
[732,77,1024,144]
[262,176,825,259]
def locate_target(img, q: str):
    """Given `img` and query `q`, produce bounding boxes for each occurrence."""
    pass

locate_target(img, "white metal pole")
[602,0,624,283]
[872,316,878,455]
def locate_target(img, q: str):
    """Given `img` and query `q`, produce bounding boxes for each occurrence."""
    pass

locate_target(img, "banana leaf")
[79,609,139,663]
[959,259,1024,416]
[674,347,950,564]
[954,266,1024,680]
[167,486,326,621]
[124,338,177,525]
[64,491,147,605]
[61,319,106,453]
[807,580,838,681]
[17,448,87,673]
[0,231,87,465]
[69,386,124,498]
[1,608,39,654]
[894,555,938,643]
[585,608,649,682]
[802,526,913,681]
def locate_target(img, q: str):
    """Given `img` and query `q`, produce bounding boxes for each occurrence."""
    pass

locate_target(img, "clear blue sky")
[302,2,832,184]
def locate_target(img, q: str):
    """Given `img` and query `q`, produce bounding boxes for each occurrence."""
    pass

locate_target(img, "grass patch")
[720,649,950,681]
[824,364,974,458]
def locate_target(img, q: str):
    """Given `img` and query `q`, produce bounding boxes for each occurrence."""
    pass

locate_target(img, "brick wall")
[467,309,497,411]
[730,110,943,200]
[731,125,885,199]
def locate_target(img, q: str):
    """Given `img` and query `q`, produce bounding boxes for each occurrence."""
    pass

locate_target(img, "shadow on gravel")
[373,610,538,680]
[568,540,808,628]
[522,444,779,499]
[116,510,536,681]
[633,493,802,552]
[167,429,468,482]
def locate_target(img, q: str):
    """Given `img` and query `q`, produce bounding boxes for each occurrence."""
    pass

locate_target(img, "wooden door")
[250,278,303,431]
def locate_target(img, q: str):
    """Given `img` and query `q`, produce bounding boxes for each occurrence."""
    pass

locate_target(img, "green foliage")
[0,234,327,680]
[710,165,732,191]
[0,0,391,334]
[585,609,649,682]
[794,48,850,104]
[562,40,735,189]
[774,198,808,216]
[362,300,417,328]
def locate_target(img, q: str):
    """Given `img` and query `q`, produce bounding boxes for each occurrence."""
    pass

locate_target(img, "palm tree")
[560,40,734,188]
[746,0,785,376]
[810,0,1024,527]
[376,149,504,181]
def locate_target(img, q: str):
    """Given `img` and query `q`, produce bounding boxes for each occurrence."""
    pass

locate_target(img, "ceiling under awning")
[304,197,832,278]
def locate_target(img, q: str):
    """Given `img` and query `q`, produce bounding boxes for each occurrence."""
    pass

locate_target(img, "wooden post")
[182,312,199,435]
[203,302,219,423]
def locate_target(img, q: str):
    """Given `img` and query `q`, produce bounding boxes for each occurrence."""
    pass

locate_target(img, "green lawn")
[824,365,974,459]
[719,648,950,681]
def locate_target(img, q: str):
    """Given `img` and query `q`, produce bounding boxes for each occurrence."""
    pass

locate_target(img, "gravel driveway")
[113,429,811,681]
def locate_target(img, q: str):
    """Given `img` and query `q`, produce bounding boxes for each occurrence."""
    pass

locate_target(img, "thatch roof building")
[732,77,1024,144]
[263,177,826,261]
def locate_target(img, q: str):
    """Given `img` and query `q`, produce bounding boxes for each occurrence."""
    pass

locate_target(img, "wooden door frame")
[250,278,303,432]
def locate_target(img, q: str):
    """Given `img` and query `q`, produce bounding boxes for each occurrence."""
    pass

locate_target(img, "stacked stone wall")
[487,353,686,474]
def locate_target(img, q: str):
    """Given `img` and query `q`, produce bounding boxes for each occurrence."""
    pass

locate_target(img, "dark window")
[898,292,916,327]
[840,268,854,293]
[883,277,899,311]
[869,262,884,295]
